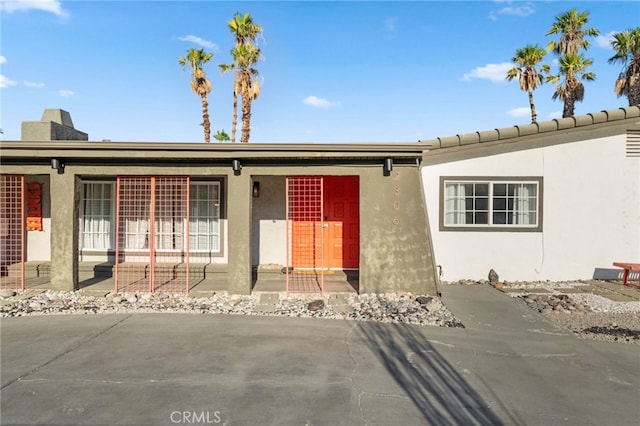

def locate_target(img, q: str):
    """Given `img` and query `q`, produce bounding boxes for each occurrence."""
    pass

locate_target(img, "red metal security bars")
[115,176,190,294]
[115,176,152,293]
[153,176,189,293]
[0,175,25,290]
[286,176,324,295]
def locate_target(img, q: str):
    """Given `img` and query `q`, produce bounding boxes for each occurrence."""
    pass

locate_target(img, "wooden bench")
[612,262,640,289]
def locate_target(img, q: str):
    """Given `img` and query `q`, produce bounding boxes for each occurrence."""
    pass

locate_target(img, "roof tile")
[458,132,479,145]
[554,117,576,130]
[605,108,626,121]
[477,129,499,143]
[438,135,460,148]
[496,127,519,140]
[537,120,558,133]
[574,114,593,127]
[516,123,538,136]
[589,111,608,124]
[625,106,640,118]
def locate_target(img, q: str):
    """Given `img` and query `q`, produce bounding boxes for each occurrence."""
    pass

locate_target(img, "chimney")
[21,109,89,141]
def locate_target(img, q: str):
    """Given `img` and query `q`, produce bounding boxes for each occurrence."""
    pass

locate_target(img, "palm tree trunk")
[528,90,537,123]
[201,95,211,143]
[628,73,640,106]
[241,95,251,143]
[231,72,239,143]
[562,93,576,118]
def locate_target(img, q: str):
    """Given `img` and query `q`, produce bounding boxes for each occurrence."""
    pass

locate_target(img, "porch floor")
[10,265,358,295]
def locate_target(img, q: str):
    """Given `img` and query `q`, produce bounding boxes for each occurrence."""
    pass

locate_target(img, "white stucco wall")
[251,176,287,266]
[422,133,640,282]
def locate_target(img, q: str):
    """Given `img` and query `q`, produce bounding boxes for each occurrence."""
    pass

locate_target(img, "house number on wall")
[392,170,400,226]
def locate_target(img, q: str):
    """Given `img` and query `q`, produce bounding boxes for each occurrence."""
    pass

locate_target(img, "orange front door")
[289,176,359,270]
[323,176,359,269]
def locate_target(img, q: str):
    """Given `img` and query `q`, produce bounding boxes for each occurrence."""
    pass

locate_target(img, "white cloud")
[177,35,218,50]
[0,0,68,18]
[461,62,512,83]
[0,56,6,64]
[303,96,339,108]
[595,31,617,49]
[1,75,18,88]
[58,89,74,97]
[489,1,535,21]
[24,81,45,88]
[507,107,531,118]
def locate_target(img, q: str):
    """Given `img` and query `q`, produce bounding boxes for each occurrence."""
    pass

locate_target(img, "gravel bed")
[3,281,638,344]
[0,290,463,328]
[498,282,640,345]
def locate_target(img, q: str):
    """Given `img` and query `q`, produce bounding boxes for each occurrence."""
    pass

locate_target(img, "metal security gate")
[115,176,189,293]
[286,176,325,295]
[0,175,25,290]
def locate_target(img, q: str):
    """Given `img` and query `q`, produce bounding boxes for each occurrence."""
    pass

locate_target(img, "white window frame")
[189,181,221,253]
[440,177,543,232]
[80,181,116,250]
[80,180,223,254]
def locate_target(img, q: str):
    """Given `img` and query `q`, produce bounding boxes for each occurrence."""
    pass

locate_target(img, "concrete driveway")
[1,285,639,425]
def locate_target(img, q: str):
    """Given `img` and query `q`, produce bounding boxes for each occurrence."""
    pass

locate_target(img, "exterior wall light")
[51,158,65,174]
[383,158,393,176]
[253,181,260,197]
[232,159,242,176]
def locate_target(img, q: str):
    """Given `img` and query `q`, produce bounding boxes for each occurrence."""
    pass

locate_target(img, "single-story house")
[1,106,638,294]
[421,105,639,282]
[0,109,438,295]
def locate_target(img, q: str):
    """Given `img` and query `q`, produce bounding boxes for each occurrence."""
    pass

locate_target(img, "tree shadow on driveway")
[356,321,520,426]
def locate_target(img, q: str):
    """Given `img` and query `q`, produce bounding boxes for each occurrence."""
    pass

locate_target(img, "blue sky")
[1,0,638,143]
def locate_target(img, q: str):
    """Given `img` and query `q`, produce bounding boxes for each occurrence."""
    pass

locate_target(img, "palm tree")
[223,12,262,143]
[218,62,239,143]
[234,43,262,143]
[546,8,599,56]
[546,8,598,117]
[547,54,596,118]
[506,45,550,123]
[213,129,230,142]
[179,48,214,143]
[608,27,640,106]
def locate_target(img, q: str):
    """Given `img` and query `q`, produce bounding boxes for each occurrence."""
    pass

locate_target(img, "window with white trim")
[80,180,221,253]
[80,182,115,249]
[441,178,542,231]
[189,182,220,252]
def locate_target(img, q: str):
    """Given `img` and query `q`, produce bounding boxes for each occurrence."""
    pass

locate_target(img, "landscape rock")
[416,296,433,305]
[29,302,43,311]
[307,300,325,312]
[0,290,17,298]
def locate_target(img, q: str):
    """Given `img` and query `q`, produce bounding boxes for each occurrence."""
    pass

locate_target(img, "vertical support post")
[227,172,252,294]
[50,171,79,291]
